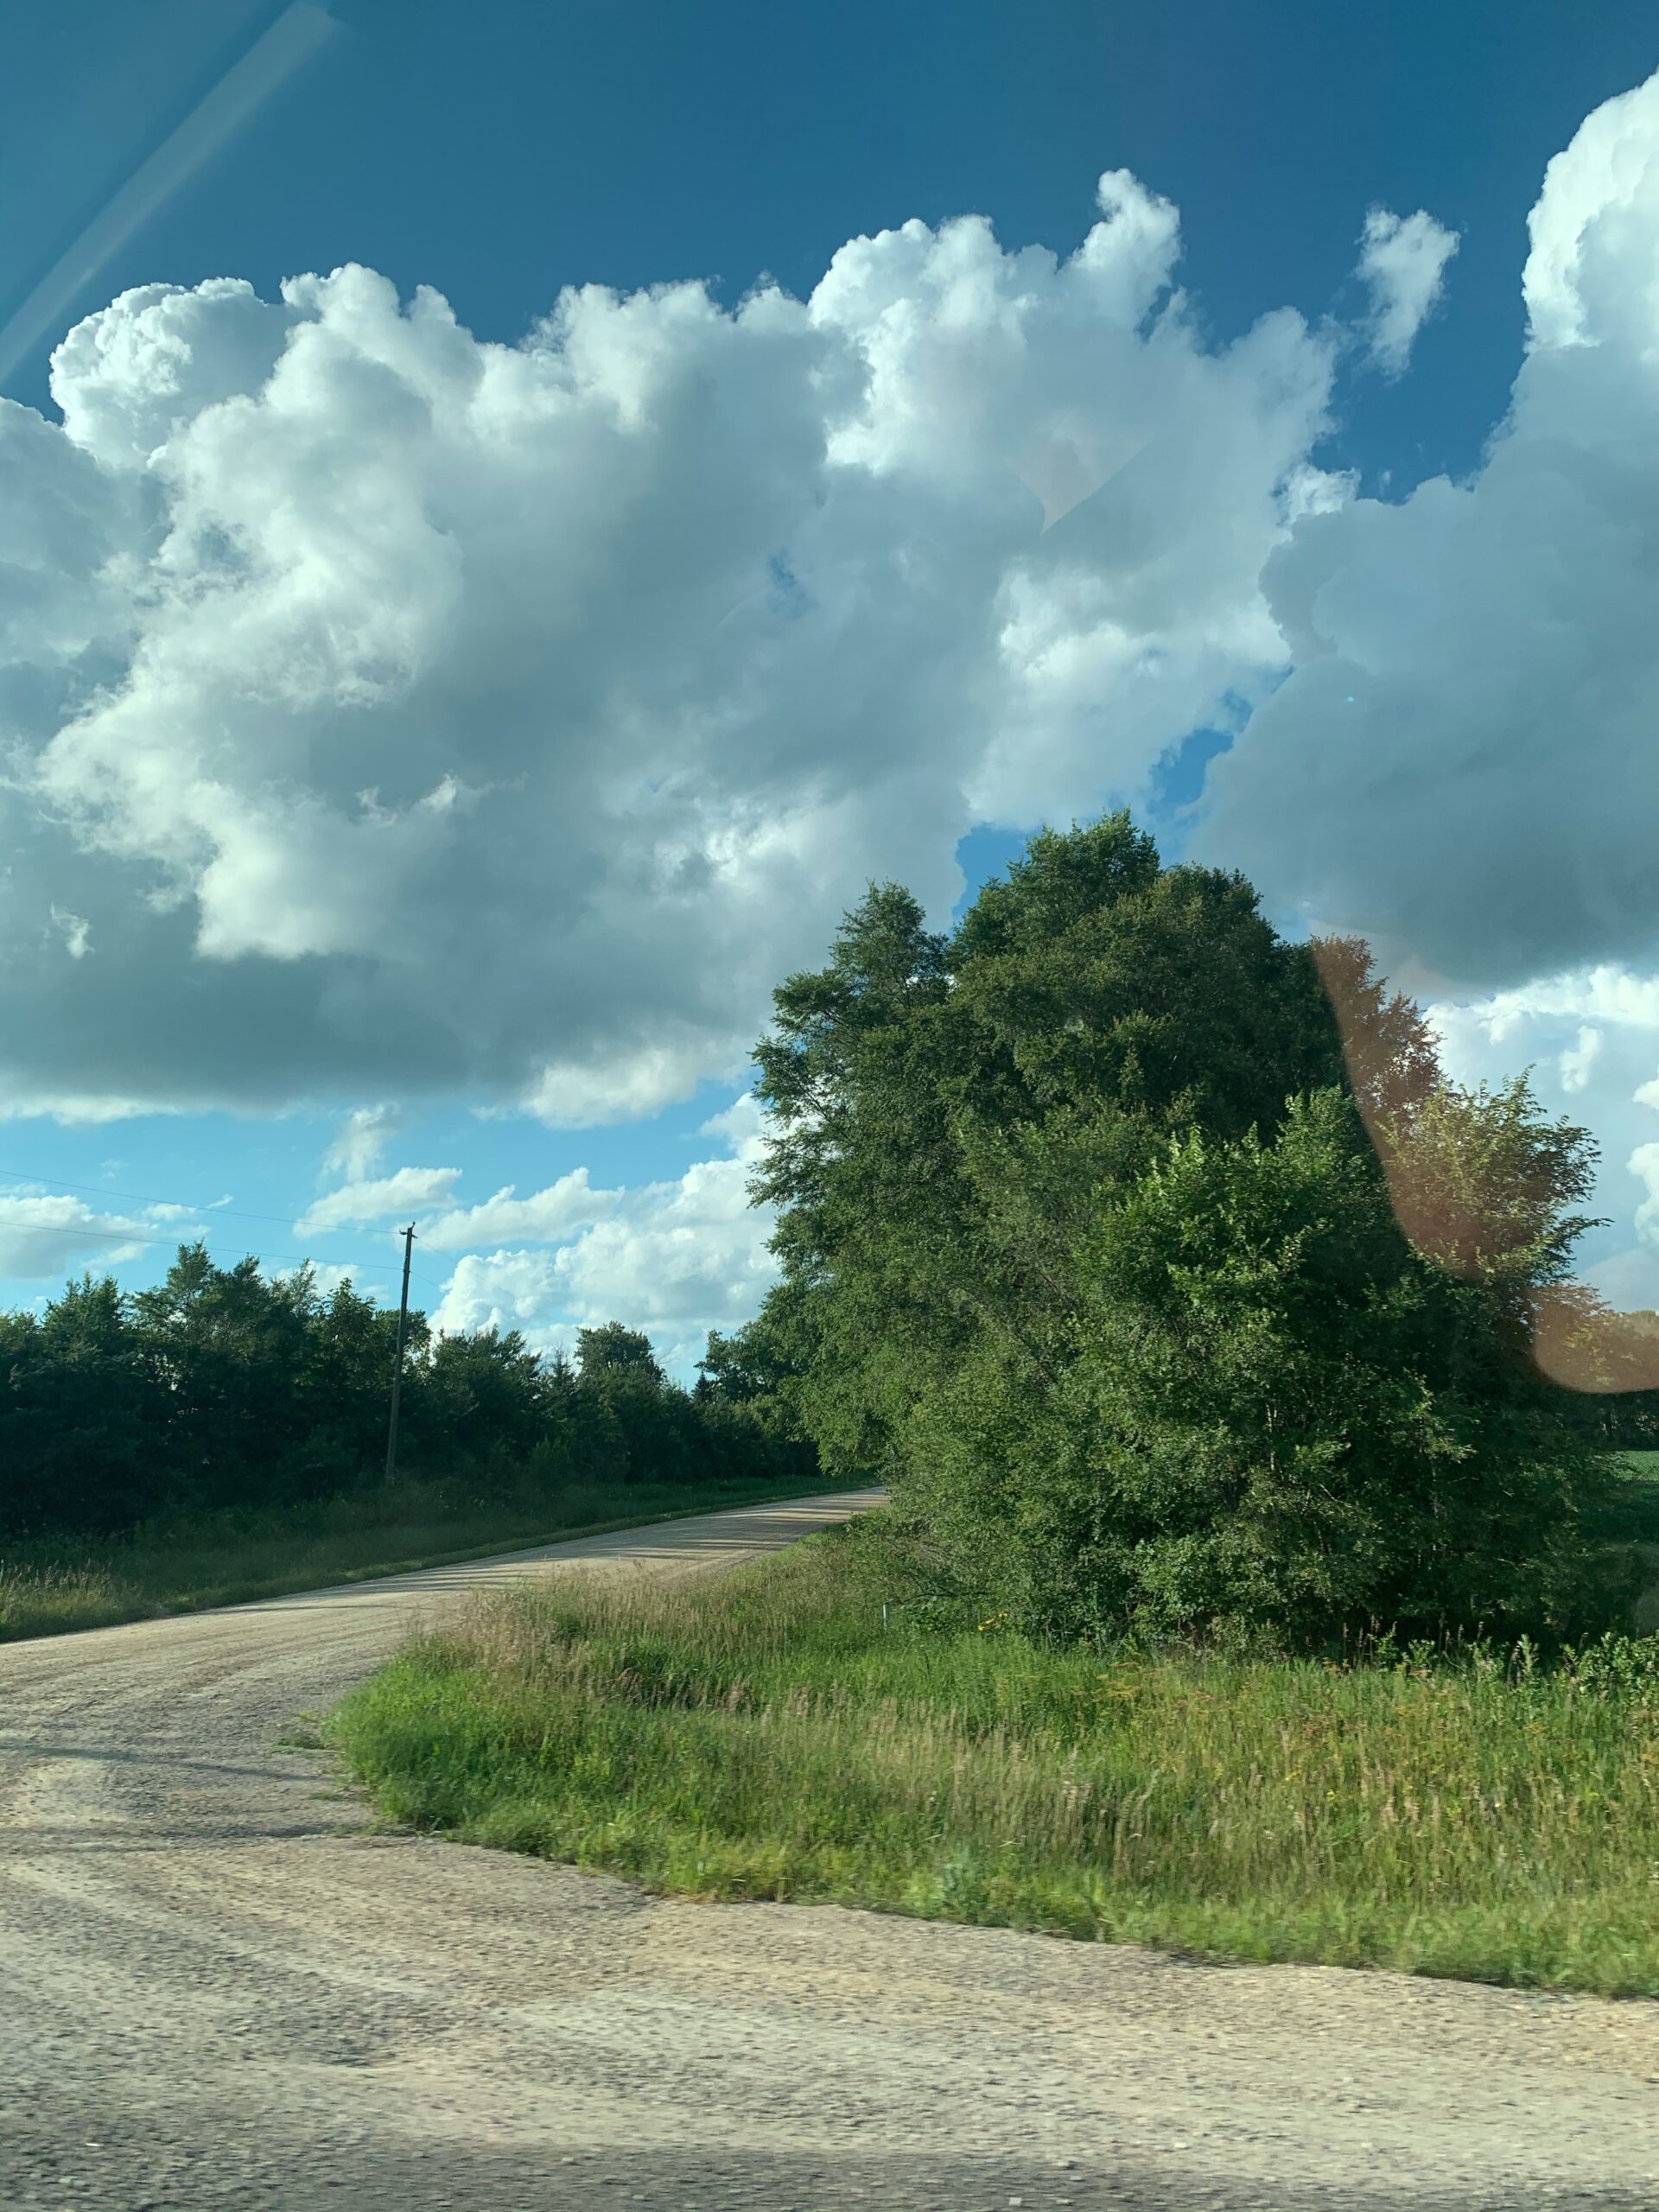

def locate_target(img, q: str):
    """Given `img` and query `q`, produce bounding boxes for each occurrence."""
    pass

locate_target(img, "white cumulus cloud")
[1422,963,1659,1305]
[295,1258,365,1299]
[0,1190,196,1277]
[1198,68,1659,1004]
[322,1103,404,1182]
[0,174,1337,1123]
[1558,1024,1605,1093]
[426,1250,568,1352]
[294,1165,462,1238]
[418,1166,620,1251]
[429,1093,775,1369]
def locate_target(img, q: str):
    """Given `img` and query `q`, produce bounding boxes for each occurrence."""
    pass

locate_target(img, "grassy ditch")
[0,1473,841,1643]
[332,1503,1659,1998]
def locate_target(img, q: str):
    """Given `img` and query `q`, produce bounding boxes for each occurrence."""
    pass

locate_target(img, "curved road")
[3,1489,1657,2212]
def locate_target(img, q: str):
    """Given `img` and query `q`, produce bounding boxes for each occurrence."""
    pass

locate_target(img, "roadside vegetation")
[333,1507,1659,1997]
[334,813,1659,1993]
[0,1468,841,1643]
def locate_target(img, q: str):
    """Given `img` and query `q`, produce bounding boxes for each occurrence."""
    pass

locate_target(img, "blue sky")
[5,1,1659,1362]
[10,3,1655,470]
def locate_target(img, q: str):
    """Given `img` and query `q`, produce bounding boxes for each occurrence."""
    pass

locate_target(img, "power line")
[0,1165,316,1234]
[0,1167,455,1302]
[0,1211,443,1294]
[0,1167,455,1287]
[0,1215,302,1266]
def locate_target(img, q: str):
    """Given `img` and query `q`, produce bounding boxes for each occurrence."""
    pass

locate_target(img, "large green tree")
[751,814,1346,1479]
[742,813,1624,1644]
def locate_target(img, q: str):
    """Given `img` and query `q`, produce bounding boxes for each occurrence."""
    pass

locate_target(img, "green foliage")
[331,1522,1659,1997]
[575,1321,664,1381]
[0,1242,815,1544]
[751,814,1344,1482]
[905,1092,1624,1643]
[1370,1075,1602,1293]
[0,1276,156,1535]
[746,811,1624,1647]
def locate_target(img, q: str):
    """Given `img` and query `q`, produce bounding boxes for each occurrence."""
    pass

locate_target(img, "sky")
[3,0,1659,1367]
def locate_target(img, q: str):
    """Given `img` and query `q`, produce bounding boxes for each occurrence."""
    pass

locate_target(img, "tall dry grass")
[0,1560,156,1641]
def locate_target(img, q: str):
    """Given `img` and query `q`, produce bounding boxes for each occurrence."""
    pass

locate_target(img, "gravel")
[3,1488,1657,2211]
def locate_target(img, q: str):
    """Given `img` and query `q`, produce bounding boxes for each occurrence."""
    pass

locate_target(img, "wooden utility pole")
[384,1224,416,1485]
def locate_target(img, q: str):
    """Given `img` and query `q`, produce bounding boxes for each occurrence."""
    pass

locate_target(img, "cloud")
[1421,963,1659,1301]
[1355,207,1459,375]
[0,174,1336,1123]
[1196,68,1659,1001]
[429,1094,776,1368]
[427,1250,566,1349]
[296,1151,622,1253]
[294,1166,461,1238]
[0,1093,173,1127]
[0,1191,194,1277]
[418,1166,620,1251]
[0,3,339,391]
[50,907,91,958]
[322,1103,404,1182]
[1633,1143,1659,1247]
[1522,73,1659,350]
[551,1129,774,1338]
[1558,1024,1604,1094]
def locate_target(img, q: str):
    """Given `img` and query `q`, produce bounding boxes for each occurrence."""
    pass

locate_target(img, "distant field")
[1603,1451,1659,1630]
[1599,1449,1659,1535]
[333,1507,1659,1999]
[0,1472,840,1644]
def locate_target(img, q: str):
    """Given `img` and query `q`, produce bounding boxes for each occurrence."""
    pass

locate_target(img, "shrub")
[904,1092,1627,1646]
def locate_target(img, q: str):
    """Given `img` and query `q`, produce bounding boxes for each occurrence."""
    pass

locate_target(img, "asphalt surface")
[3,1487,1658,2211]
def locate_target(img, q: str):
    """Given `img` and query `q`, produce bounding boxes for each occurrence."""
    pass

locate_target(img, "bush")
[904,1092,1628,1646]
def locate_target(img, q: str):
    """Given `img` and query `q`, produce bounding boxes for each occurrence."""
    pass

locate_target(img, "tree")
[130,1245,315,1510]
[747,812,1624,1646]
[751,812,1347,1486]
[408,1325,572,1497]
[0,1252,782,1541]
[575,1322,664,1383]
[292,1276,410,1497]
[0,1278,160,1536]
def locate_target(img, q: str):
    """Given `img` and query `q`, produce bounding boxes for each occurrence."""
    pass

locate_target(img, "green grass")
[1599,1452,1659,1631]
[0,1472,841,1644]
[1598,1449,1659,1538]
[330,1510,1659,1998]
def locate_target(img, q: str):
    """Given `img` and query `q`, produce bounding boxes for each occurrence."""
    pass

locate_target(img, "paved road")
[3,1489,1657,2212]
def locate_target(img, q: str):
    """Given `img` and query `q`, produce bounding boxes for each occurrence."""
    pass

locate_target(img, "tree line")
[728,812,1656,1648]
[0,1253,809,1541]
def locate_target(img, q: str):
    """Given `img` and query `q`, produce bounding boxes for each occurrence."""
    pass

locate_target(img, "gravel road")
[3,1487,1658,2212]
